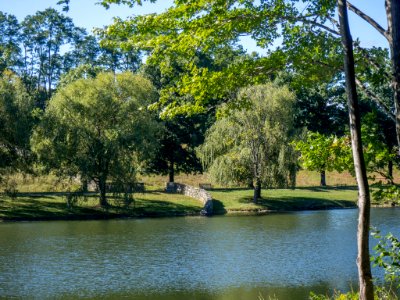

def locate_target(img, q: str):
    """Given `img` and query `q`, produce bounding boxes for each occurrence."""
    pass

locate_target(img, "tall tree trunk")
[253,177,261,203]
[320,170,327,187]
[338,1,374,299]
[168,159,174,183]
[386,0,400,155]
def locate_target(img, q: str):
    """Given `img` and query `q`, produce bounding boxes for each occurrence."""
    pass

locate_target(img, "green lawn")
[0,192,203,221]
[0,186,359,221]
[210,186,358,214]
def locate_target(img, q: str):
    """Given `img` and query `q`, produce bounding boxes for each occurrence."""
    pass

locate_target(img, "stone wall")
[165,182,213,216]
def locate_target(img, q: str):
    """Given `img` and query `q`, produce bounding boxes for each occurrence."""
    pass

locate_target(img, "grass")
[0,192,203,221]
[0,186,359,221]
[0,170,369,193]
[1,169,387,221]
[210,186,358,214]
[139,170,358,190]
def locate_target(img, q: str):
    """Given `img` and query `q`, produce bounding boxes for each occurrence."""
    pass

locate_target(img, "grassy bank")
[210,186,358,215]
[0,186,359,222]
[0,192,203,221]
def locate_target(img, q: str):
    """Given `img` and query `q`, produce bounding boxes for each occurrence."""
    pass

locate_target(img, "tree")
[294,132,352,186]
[338,0,374,298]
[31,72,160,206]
[147,115,206,183]
[198,83,296,202]
[0,70,35,177]
[94,1,381,296]
[0,12,21,73]
[295,114,396,187]
[291,80,348,185]
[346,0,400,155]
[140,46,247,182]
[20,8,79,105]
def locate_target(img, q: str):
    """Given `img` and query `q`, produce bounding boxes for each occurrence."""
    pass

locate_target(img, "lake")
[0,208,399,299]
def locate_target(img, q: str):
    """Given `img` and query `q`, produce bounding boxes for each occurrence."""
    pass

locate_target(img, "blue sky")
[0,0,389,53]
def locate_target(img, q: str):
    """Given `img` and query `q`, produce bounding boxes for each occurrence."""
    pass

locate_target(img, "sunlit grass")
[4,169,395,221]
[210,186,358,214]
[0,192,202,221]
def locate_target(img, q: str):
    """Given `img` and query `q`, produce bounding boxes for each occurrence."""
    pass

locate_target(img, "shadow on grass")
[212,186,358,193]
[0,192,204,221]
[212,199,227,215]
[295,185,358,192]
[134,199,202,217]
[237,196,356,211]
[211,188,251,192]
[0,196,107,221]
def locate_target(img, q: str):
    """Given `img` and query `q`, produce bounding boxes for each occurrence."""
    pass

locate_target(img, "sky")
[0,0,389,53]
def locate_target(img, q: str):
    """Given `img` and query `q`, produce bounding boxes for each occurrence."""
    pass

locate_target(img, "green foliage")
[372,184,400,205]
[371,229,400,288]
[309,286,398,300]
[361,113,397,181]
[57,64,105,88]
[292,81,347,135]
[3,177,18,199]
[293,132,353,174]
[98,0,343,116]
[31,72,160,205]
[295,112,398,196]
[0,71,36,176]
[309,290,359,300]
[0,12,21,73]
[64,187,87,209]
[198,83,296,189]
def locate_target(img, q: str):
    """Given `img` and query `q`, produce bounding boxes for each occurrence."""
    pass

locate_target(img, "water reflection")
[0,208,399,299]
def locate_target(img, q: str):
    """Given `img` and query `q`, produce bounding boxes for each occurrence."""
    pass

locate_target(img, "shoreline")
[5,187,396,223]
[0,203,360,223]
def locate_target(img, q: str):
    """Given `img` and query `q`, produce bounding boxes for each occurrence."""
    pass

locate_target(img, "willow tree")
[198,83,296,203]
[31,72,160,207]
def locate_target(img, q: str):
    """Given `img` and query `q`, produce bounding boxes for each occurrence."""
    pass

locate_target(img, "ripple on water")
[0,208,399,299]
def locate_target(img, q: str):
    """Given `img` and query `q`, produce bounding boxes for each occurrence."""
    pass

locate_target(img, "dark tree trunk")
[386,0,400,155]
[320,170,327,187]
[247,180,254,189]
[338,1,374,299]
[388,160,394,183]
[168,160,174,183]
[81,177,88,193]
[253,177,261,203]
[97,177,108,207]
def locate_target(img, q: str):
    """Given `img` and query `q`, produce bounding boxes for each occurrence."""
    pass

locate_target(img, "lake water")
[0,208,399,299]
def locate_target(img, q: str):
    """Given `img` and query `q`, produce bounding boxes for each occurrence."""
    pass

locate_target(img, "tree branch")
[295,16,340,36]
[355,77,395,122]
[347,1,389,41]
[353,44,392,81]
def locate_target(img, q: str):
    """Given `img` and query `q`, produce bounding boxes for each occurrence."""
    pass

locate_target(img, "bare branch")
[347,1,389,41]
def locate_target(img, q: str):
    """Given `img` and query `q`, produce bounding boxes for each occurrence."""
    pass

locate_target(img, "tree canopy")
[0,70,35,177]
[31,72,160,206]
[198,82,296,202]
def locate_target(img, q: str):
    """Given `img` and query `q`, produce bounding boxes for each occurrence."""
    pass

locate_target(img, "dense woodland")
[1,1,400,298]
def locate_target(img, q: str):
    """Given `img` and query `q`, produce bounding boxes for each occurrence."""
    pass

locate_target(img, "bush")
[3,178,19,199]
[371,229,400,288]
[64,188,87,209]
